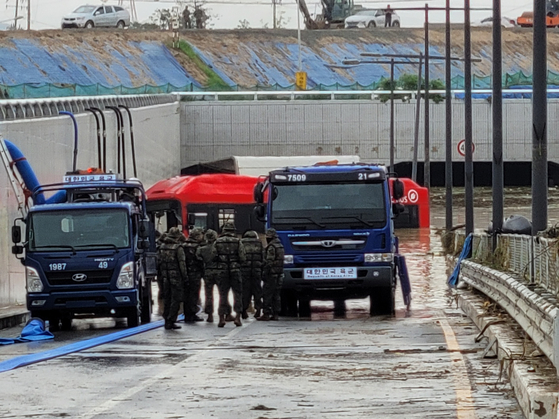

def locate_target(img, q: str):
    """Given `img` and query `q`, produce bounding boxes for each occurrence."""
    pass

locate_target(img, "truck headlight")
[284,254,293,265]
[116,262,134,289]
[364,253,393,263]
[26,267,43,292]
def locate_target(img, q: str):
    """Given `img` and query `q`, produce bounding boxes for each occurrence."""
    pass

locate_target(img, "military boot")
[256,313,271,321]
[218,314,226,328]
[254,309,262,318]
[164,321,182,330]
[234,313,242,327]
[206,313,214,323]
[241,310,248,319]
[225,314,235,322]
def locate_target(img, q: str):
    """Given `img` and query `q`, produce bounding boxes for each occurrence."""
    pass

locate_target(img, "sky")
[0,0,536,30]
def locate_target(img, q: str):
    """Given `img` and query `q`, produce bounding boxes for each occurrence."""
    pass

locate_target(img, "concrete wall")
[181,99,559,169]
[0,102,181,306]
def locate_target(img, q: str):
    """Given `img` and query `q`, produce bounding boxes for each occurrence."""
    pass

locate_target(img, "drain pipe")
[118,105,137,178]
[106,106,125,178]
[59,111,78,172]
[85,108,102,169]
[89,107,107,172]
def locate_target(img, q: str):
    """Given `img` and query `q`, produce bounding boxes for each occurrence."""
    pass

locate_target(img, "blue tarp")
[0,318,54,346]
[448,234,473,287]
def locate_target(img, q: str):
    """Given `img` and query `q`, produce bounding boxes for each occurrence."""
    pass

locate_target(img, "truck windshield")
[28,209,130,251]
[270,182,386,230]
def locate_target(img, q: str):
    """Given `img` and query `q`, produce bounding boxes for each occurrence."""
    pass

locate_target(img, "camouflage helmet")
[189,227,205,241]
[204,229,218,242]
[243,230,259,239]
[167,227,183,239]
[265,228,278,239]
[222,221,236,233]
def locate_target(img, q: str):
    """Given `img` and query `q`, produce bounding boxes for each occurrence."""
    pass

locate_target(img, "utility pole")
[445,0,452,231]
[492,0,503,246]
[27,0,30,30]
[532,0,548,233]
[272,0,278,29]
[464,0,474,235]
[424,3,430,189]
[14,0,19,29]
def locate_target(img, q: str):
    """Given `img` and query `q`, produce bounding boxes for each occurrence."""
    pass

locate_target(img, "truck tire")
[140,284,153,323]
[369,286,395,316]
[298,298,311,318]
[127,307,140,328]
[280,290,298,317]
[60,317,72,331]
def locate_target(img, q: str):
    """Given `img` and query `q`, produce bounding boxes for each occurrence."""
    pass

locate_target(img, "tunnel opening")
[393,161,559,187]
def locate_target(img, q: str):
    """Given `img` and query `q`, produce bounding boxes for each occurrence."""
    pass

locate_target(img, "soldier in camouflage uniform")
[214,222,246,327]
[196,229,220,323]
[155,230,165,302]
[158,227,187,330]
[182,227,205,322]
[240,230,264,319]
[257,228,285,321]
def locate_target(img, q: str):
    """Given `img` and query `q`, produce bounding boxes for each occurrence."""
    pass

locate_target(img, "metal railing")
[0,94,176,121]
[458,232,559,296]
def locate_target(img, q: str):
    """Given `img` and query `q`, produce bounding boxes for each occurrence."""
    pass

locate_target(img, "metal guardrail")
[0,94,176,121]
[453,232,559,372]
[464,233,559,296]
[176,88,559,102]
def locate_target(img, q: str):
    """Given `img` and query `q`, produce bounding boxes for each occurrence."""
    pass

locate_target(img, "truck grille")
[46,270,114,286]
[298,253,362,264]
[291,237,366,251]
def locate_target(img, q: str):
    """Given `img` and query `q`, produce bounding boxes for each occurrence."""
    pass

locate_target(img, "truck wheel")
[369,286,395,316]
[280,290,298,317]
[60,317,72,331]
[127,307,140,328]
[367,21,376,28]
[140,285,153,323]
[298,298,311,318]
[333,299,346,316]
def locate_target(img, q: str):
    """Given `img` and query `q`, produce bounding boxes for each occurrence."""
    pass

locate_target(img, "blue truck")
[253,163,410,317]
[10,174,156,330]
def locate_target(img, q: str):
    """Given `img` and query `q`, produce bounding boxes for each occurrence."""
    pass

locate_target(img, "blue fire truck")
[253,163,410,317]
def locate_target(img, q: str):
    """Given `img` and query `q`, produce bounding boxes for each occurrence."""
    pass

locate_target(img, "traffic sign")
[295,72,307,91]
[457,139,475,157]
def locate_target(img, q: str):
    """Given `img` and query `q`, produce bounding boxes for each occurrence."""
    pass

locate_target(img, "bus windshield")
[270,182,387,230]
[29,209,130,251]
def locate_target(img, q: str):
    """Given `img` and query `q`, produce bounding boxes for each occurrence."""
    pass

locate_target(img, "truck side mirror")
[187,213,196,228]
[253,182,264,203]
[139,220,150,239]
[254,204,266,222]
[392,179,404,200]
[12,225,21,244]
[12,245,23,255]
[392,203,405,218]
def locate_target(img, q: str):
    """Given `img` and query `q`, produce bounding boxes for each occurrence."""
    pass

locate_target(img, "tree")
[377,74,445,104]
[237,19,251,29]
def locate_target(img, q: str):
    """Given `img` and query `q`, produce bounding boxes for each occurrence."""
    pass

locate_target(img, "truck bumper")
[27,289,138,316]
[282,265,394,300]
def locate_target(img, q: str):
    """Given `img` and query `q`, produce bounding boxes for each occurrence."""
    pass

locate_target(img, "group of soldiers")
[182,6,208,29]
[157,222,284,330]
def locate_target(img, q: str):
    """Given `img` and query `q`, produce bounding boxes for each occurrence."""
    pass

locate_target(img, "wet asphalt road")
[0,188,528,418]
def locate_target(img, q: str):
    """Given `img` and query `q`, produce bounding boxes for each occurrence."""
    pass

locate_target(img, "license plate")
[304,267,357,280]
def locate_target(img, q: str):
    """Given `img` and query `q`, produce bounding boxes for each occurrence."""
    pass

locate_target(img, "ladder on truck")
[0,136,29,217]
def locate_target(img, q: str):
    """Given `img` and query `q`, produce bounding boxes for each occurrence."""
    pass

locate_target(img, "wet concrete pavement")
[0,187,531,418]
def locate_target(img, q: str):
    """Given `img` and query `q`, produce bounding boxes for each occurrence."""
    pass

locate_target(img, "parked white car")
[61,5,130,29]
[344,9,401,28]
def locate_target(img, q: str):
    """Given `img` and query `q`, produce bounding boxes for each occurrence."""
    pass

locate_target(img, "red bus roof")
[146,174,259,204]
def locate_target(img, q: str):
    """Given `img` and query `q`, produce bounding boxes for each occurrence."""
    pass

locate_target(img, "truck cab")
[254,163,405,316]
[12,174,156,330]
